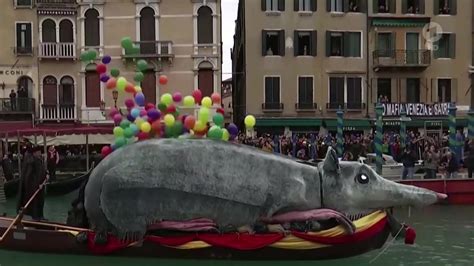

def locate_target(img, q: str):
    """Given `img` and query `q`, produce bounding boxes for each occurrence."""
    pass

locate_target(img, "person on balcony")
[17,86,27,111]
[9,89,16,111]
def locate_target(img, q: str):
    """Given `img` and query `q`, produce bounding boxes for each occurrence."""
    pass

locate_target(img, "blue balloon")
[102,55,112,64]
[135,93,145,107]
[131,108,140,118]
[129,124,139,135]
[227,123,239,136]
[147,109,161,121]
[110,144,117,151]
[127,114,135,122]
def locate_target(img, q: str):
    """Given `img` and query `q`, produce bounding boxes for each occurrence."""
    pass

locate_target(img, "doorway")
[406,33,419,64]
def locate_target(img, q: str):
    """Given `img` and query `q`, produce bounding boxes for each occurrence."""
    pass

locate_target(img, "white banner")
[382,103,450,117]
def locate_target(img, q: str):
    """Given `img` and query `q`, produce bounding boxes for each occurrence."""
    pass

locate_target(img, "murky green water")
[0,192,473,266]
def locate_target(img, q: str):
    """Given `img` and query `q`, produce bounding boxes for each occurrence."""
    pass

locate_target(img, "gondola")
[0,211,394,260]
[2,165,93,198]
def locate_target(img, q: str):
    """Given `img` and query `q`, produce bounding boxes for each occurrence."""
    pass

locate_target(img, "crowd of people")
[237,130,474,179]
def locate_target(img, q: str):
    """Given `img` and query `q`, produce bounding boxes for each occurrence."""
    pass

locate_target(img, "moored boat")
[0,211,394,260]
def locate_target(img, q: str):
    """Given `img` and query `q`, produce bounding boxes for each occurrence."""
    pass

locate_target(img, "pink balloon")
[125,99,135,109]
[113,113,122,124]
[109,107,119,118]
[101,146,112,157]
[192,89,203,104]
[139,109,147,117]
[173,92,183,103]
[184,115,196,130]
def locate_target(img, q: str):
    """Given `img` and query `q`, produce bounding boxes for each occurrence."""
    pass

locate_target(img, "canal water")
[0,192,473,266]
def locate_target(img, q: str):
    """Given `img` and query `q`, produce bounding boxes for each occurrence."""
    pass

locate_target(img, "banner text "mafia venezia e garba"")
[382,103,450,117]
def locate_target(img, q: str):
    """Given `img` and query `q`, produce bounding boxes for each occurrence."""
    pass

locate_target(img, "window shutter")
[311,30,317,56]
[401,0,407,13]
[25,24,32,49]
[434,0,440,15]
[326,31,331,56]
[326,0,331,12]
[343,0,349,12]
[419,0,425,14]
[59,84,64,105]
[390,0,396,13]
[294,31,299,56]
[390,32,396,58]
[294,0,299,11]
[16,24,21,48]
[262,30,267,56]
[311,0,317,11]
[343,32,350,57]
[278,0,285,11]
[373,0,378,13]
[261,0,266,11]
[451,0,457,15]
[279,30,285,56]
[449,34,456,58]
[433,39,440,59]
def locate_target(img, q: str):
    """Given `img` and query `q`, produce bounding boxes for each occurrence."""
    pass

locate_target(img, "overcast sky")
[222,0,238,80]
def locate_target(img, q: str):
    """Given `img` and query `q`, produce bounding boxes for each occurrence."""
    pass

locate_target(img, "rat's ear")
[323,147,340,174]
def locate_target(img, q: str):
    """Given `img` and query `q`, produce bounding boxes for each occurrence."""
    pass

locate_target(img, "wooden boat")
[3,167,93,198]
[0,211,393,260]
[398,178,474,205]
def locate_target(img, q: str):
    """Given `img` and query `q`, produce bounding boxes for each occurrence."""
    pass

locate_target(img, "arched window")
[85,64,100,107]
[59,20,73,43]
[17,76,33,98]
[198,61,214,97]
[140,7,156,54]
[60,76,74,105]
[85,9,100,46]
[43,76,58,105]
[197,6,213,44]
[42,19,56,42]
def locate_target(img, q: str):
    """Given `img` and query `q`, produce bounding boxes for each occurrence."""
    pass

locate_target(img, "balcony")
[295,102,318,111]
[37,0,77,15]
[326,102,366,111]
[262,103,284,112]
[373,50,431,71]
[41,104,76,121]
[0,98,35,114]
[122,41,174,61]
[39,43,76,59]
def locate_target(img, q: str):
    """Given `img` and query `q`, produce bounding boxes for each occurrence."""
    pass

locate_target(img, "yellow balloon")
[141,122,151,133]
[134,86,142,93]
[183,96,195,107]
[244,115,256,128]
[164,114,175,127]
[161,93,173,106]
[201,97,212,108]
[194,120,206,132]
[135,118,145,128]
[198,107,210,123]
[222,128,229,141]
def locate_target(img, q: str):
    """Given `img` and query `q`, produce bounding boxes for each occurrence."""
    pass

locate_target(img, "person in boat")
[47,145,60,182]
[1,153,14,181]
[17,146,48,221]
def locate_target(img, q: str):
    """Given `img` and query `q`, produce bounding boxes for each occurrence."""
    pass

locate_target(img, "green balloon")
[124,127,134,138]
[115,137,126,148]
[113,127,124,137]
[157,103,167,112]
[87,50,97,61]
[134,72,144,83]
[165,126,174,138]
[80,52,89,62]
[212,113,224,127]
[110,68,120,78]
[137,60,148,72]
[173,121,183,137]
[208,126,223,140]
[121,37,133,50]
[120,119,131,129]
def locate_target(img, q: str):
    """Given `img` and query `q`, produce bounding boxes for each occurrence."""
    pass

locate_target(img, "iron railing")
[0,98,35,113]
[326,102,365,110]
[262,102,284,110]
[122,41,174,59]
[373,49,431,67]
[295,102,318,110]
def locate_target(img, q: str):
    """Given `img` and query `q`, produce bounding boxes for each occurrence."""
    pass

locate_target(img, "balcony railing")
[0,98,35,113]
[36,0,76,5]
[326,102,365,111]
[122,41,174,59]
[295,102,317,110]
[39,42,76,59]
[373,50,431,68]
[262,102,284,111]
[41,104,75,121]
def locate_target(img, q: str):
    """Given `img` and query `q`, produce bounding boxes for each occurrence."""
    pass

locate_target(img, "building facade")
[0,0,222,129]
[233,0,473,135]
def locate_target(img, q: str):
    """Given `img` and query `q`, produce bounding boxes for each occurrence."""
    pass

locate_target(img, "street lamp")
[99,100,106,117]
[112,90,123,115]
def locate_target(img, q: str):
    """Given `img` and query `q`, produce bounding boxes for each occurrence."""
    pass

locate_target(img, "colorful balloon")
[113,113,122,125]
[129,124,139,135]
[216,107,225,115]
[102,55,112,64]
[183,96,195,107]
[120,119,131,129]
[125,82,135,94]
[222,128,230,141]
[113,127,124,137]
[227,123,239,136]
[145,103,155,110]
[109,107,119,118]
[100,74,110,83]
[161,93,173,106]
[159,75,168,85]
[124,99,135,109]
[166,104,176,114]
[141,122,151,133]
[124,127,134,138]
[184,115,196,130]
[151,120,162,134]
[87,50,97,61]
[110,68,120,77]
[134,72,144,83]
[157,102,167,112]
[147,109,161,121]
[198,107,210,123]
[137,132,149,141]
[135,92,145,107]
[172,92,182,103]
[101,146,112,157]
[211,93,221,104]
[139,109,147,117]
[244,115,256,128]
[106,78,117,90]
[121,37,133,50]
[137,60,148,72]
[208,126,223,140]
[115,137,126,148]
[131,108,140,118]
[96,63,107,74]
[201,97,212,108]
[193,120,207,132]
[212,113,224,127]
[164,114,175,127]
[135,117,145,128]
[172,122,183,137]
[134,86,142,93]
[192,89,203,104]
[117,77,127,91]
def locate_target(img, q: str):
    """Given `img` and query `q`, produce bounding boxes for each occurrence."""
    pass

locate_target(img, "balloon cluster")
[80,37,256,158]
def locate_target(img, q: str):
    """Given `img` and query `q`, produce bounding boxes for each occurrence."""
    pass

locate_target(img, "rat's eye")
[356,174,369,184]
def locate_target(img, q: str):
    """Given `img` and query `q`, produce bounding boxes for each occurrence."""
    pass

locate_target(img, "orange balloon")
[211,93,221,104]
[159,75,168,85]
[152,120,162,134]
[106,78,117,90]
[125,82,135,93]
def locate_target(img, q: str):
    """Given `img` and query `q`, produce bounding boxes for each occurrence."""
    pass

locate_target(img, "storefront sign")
[382,103,449,117]
[0,69,25,76]
[383,121,401,126]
